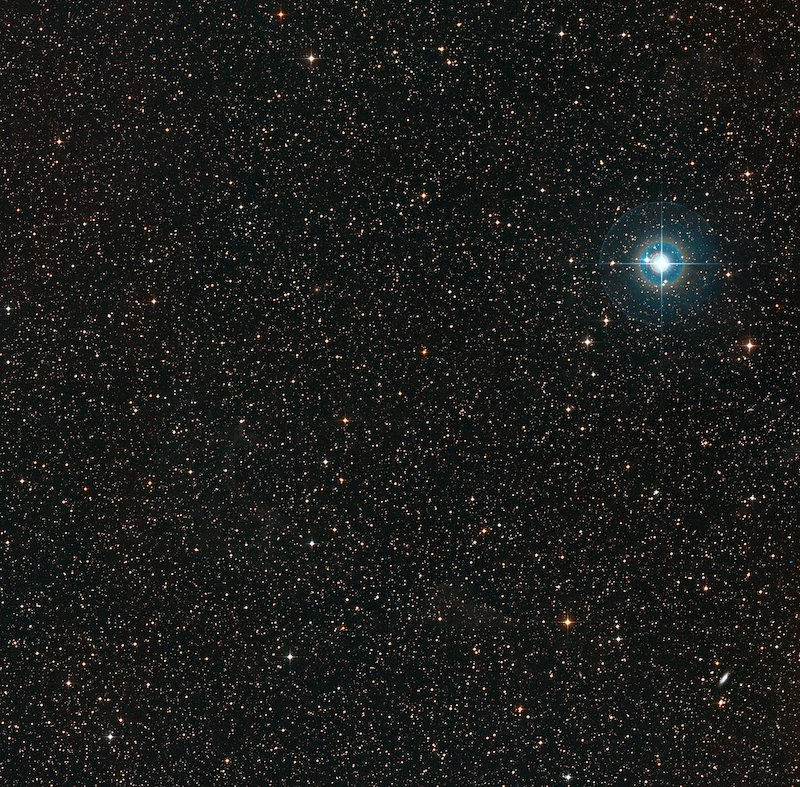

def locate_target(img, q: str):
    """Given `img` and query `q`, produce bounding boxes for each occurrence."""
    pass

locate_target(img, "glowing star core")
[639,241,683,286]
[650,253,671,273]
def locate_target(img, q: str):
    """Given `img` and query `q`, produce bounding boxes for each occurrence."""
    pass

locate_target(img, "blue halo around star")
[639,241,683,286]
[596,202,722,325]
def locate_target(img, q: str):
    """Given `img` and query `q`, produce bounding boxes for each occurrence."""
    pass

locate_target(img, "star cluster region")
[1,2,798,785]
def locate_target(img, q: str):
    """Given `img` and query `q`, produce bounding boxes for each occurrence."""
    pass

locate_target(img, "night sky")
[2,1,798,784]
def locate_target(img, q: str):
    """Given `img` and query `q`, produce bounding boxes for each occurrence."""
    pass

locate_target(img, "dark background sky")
[1,1,797,784]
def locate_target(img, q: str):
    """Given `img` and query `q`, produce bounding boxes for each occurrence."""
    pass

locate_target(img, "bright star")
[649,252,671,273]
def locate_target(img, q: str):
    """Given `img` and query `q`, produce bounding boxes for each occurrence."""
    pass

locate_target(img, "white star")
[649,252,671,273]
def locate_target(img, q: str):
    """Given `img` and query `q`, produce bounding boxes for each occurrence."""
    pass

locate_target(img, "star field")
[1,1,798,784]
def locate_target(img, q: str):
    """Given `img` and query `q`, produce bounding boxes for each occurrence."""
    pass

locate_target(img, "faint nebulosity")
[1,2,798,784]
